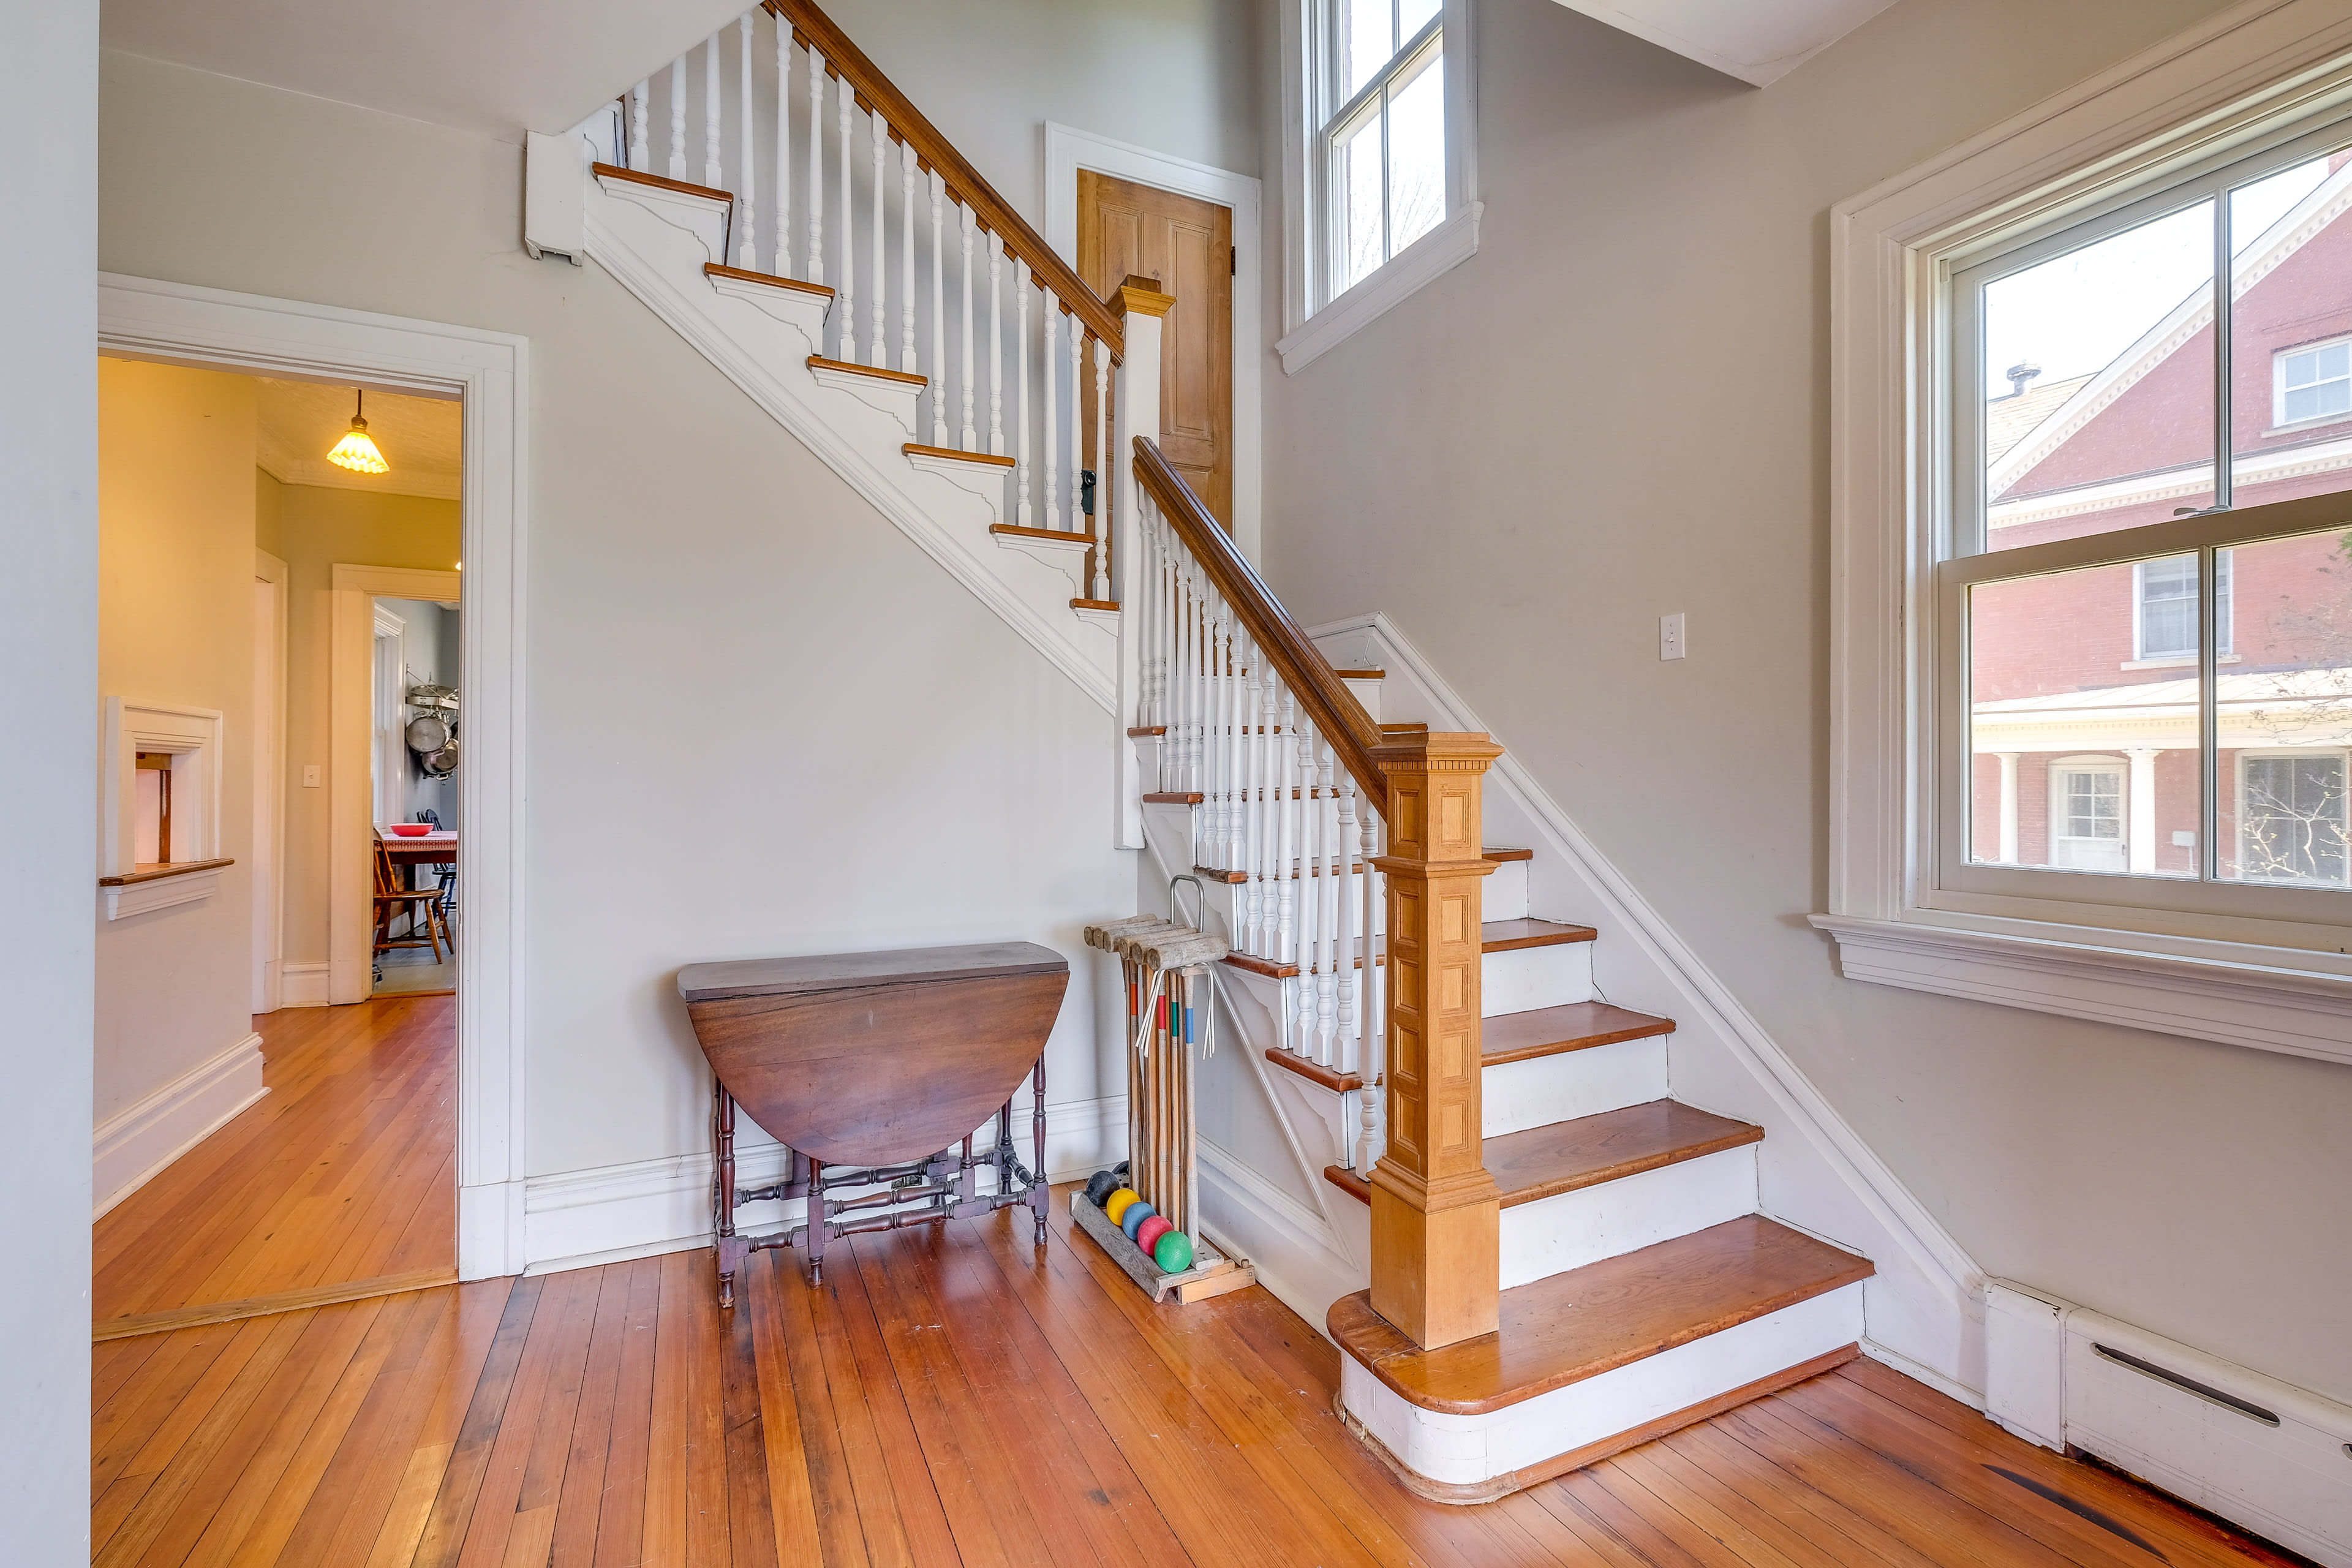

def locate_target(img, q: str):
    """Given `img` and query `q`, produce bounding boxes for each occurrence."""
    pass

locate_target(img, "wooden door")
[1077,172,1234,527]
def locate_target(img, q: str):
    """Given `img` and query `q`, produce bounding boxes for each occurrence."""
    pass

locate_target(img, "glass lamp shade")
[326,417,388,475]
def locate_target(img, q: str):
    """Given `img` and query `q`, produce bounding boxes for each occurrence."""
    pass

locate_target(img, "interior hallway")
[91,1190,2298,1568]
[94,997,456,1338]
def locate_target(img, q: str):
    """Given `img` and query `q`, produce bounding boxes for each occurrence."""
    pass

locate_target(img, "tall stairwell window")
[1276,0,1477,373]
[1825,13,2352,1054]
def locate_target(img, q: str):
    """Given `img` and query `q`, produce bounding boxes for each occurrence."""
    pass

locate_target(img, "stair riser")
[1337,1280,1866,1494]
[1482,1035,1667,1138]
[1481,941,1592,1016]
[1484,860,1528,922]
[1499,1147,1757,1290]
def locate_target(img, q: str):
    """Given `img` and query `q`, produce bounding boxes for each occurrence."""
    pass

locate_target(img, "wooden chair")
[373,832,452,963]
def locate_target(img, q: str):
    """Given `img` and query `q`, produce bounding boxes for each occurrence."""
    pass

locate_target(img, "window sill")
[102,858,232,920]
[2119,653,2239,670]
[1276,203,1480,376]
[1809,912,2352,1067]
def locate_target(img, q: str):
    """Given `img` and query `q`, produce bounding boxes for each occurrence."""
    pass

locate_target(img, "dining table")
[380,829,457,895]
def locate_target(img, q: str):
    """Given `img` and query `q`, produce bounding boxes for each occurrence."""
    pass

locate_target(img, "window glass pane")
[1387,54,1444,257]
[1981,200,2216,553]
[2216,526,2352,884]
[1398,0,1440,43]
[2133,551,2232,660]
[2231,151,2352,508]
[1338,111,1384,293]
[1970,562,2203,876]
[1344,0,1392,97]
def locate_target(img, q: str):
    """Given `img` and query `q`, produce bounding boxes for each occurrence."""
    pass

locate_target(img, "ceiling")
[1549,0,1900,85]
[102,0,1896,145]
[100,0,753,139]
[257,379,462,501]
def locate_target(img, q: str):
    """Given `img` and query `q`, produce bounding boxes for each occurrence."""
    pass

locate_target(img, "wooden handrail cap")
[1371,732,1504,771]
[1115,276,1177,318]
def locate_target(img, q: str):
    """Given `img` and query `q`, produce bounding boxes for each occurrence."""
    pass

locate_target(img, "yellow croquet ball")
[1104,1188,1140,1226]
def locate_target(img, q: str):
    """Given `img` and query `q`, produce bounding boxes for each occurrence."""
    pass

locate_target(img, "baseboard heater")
[1985,1281,2352,1567]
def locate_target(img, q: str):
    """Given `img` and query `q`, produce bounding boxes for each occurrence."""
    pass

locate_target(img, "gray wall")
[2,0,96,1551]
[1259,0,2352,1402]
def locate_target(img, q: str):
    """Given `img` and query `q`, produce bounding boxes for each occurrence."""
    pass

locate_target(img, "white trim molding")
[1823,0,2352,1058]
[93,1031,265,1217]
[1044,123,1265,563]
[100,697,225,918]
[1275,202,1481,376]
[99,273,531,1281]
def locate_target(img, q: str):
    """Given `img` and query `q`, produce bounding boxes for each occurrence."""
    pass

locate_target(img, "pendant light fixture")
[326,389,389,474]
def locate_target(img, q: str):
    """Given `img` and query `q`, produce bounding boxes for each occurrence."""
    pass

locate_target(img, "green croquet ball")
[1153,1229,1193,1273]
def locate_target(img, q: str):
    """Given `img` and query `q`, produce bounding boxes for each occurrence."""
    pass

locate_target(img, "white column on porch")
[1996,751,2019,865]
[2125,748,2161,874]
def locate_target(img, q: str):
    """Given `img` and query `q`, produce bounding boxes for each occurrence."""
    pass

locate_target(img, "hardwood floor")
[94,997,456,1334]
[92,1191,2303,1568]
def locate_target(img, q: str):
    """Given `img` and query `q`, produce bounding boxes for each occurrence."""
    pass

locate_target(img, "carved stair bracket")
[1369,730,1505,1350]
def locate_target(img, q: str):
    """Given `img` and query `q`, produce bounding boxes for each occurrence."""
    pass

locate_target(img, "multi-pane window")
[2275,339,2352,426]
[2135,552,2231,660]
[1322,0,1446,297]
[1948,123,2352,921]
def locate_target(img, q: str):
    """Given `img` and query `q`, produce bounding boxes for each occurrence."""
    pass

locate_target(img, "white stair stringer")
[1338,1281,1866,1501]
[1499,1145,1757,1290]
[580,178,1118,711]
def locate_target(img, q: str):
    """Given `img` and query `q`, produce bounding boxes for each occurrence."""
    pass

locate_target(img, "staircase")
[529,0,1875,1507]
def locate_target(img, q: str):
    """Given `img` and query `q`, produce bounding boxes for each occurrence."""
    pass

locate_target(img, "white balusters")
[1275,691,1298,976]
[1015,260,1032,524]
[958,203,977,451]
[927,173,946,443]
[1042,298,1060,527]
[703,31,722,189]
[869,110,888,366]
[668,55,687,179]
[835,75,854,361]
[1065,323,1085,532]
[1091,336,1112,601]
[772,21,788,275]
[899,140,918,372]
[735,16,755,270]
[804,47,825,283]
[987,232,1005,456]
[630,80,650,173]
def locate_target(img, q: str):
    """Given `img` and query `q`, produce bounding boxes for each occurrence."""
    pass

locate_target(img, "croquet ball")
[1135,1215,1171,1255]
[1104,1188,1140,1226]
[1153,1229,1194,1273]
[1084,1170,1120,1207]
[1121,1200,1157,1240]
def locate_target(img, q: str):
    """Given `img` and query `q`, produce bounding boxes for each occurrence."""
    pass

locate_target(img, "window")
[1276,0,1476,373]
[1824,12,2352,1061]
[2275,338,2352,428]
[2135,552,2231,661]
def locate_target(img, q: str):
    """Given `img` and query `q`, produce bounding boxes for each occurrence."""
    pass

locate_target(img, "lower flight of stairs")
[1314,853,1874,1503]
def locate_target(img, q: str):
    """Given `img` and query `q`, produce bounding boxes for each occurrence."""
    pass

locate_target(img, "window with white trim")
[2237,750,2350,885]
[2274,337,2352,428]
[2133,552,2231,662]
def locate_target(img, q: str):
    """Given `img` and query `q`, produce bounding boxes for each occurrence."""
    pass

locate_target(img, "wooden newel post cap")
[1114,274,1177,318]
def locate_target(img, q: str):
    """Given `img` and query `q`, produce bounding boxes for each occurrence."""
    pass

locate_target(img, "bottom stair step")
[1329,1216,1873,1503]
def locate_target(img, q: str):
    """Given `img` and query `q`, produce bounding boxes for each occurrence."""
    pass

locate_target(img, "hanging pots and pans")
[421,737,458,777]
[405,713,452,752]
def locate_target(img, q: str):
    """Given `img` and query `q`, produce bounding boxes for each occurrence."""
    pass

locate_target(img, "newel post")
[1369,730,1504,1349]
[1110,275,1173,851]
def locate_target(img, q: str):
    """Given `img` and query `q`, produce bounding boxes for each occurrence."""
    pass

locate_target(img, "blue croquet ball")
[1120,1200,1156,1240]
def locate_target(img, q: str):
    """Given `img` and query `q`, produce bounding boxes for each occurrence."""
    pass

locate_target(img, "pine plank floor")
[92,1196,2307,1567]
[93,997,456,1330]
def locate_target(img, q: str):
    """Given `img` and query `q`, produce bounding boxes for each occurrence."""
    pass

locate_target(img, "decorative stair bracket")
[1370,731,1506,1349]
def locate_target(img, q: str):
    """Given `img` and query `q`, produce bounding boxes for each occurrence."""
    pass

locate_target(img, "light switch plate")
[1660,612,1686,661]
[302,764,322,788]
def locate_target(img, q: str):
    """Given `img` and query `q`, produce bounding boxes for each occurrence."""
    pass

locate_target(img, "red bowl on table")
[388,824,434,836]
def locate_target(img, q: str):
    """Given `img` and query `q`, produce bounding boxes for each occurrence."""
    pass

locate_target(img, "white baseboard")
[93,1031,267,1217]
[1197,1136,1365,1333]
[278,962,331,1008]
[521,1095,1127,1276]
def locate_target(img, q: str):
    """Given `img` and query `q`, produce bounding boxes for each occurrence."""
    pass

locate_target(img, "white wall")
[2,0,97,1552]
[97,22,1245,1256]
[95,358,260,1124]
[1259,0,2352,1402]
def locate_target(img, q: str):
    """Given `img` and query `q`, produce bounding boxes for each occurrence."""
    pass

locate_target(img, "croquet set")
[1076,886,1256,1305]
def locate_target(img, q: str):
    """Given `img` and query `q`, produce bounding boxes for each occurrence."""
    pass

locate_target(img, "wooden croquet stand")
[1068,1191,1256,1304]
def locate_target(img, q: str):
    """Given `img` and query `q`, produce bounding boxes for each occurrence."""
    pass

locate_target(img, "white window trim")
[2048,755,2128,870]
[1819,0,2352,1068]
[102,697,226,919]
[1275,0,1478,376]
[2236,747,2352,886]
[2132,552,2231,662]
[2270,331,2352,428]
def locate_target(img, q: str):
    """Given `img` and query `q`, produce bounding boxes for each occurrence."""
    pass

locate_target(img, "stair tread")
[1327,1216,1873,1415]
[705,262,833,298]
[1482,846,1534,862]
[1487,1099,1760,1208]
[812,355,926,387]
[1480,918,1597,951]
[592,161,731,203]
[1482,1001,1675,1066]
[1324,1164,1371,1203]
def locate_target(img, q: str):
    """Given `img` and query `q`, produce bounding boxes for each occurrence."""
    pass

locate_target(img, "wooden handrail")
[766,0,1124,358]
[1132,436,1385,804]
